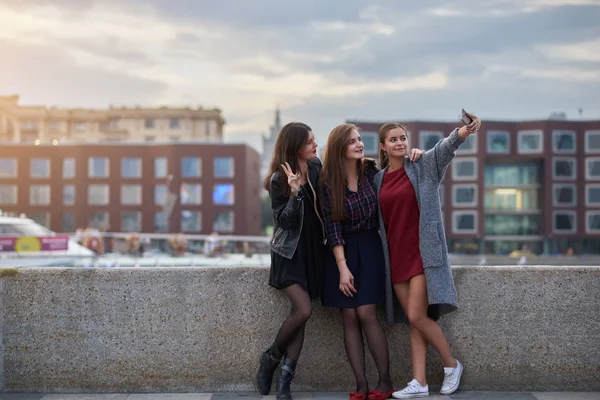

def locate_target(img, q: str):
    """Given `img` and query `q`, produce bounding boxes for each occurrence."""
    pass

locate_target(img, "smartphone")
[461,108,473,125]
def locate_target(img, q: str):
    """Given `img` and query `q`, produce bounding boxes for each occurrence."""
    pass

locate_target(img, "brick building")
[351,118,600,255]
[0,142,261,235]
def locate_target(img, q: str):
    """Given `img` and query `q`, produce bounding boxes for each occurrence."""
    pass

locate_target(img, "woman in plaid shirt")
[320,123,423,400]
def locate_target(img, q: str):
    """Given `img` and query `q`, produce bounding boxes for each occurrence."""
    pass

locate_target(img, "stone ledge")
[0,266,598,392]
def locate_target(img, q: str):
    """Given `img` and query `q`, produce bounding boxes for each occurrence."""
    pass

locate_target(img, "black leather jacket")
[269,158,326,259]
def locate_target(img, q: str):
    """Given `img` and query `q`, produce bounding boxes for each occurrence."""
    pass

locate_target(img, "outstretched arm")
[427,112,481,183]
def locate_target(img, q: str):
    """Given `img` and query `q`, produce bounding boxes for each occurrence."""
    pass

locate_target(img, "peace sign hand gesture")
[281,162,301,192]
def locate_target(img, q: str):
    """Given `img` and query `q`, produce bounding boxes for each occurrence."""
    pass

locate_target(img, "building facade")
[351,119,600,255]
[0,142,261,235]
[0,95,225,144]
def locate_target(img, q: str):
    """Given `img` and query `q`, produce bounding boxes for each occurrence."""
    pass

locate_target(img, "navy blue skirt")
[322,229,385,309]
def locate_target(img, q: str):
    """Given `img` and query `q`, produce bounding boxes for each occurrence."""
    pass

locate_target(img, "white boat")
[0,215,94,266]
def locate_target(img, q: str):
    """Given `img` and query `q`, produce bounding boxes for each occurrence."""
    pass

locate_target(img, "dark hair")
[263,122,312,196]
[378,123,408,169]
[321,123,365,221]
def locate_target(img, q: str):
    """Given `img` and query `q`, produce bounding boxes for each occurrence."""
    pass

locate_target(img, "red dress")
[379,168,425,283]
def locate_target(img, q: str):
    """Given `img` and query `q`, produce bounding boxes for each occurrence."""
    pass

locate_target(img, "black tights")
[341,305,393,394]
[271,284,312,360]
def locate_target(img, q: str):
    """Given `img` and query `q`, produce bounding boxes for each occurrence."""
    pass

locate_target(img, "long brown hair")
[263,122,312,196]
[321,123,365,221]
[378,123,408,169]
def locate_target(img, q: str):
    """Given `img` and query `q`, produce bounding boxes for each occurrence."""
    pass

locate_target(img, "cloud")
[537,38,600,62]
[0,0,598,152]
[0,40,166,108]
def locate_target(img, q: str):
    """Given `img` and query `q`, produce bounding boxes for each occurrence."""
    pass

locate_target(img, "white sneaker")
[440,359,463,395]
[392,379,429,398]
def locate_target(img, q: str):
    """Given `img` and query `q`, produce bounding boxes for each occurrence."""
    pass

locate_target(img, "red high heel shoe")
[367,388,395,400]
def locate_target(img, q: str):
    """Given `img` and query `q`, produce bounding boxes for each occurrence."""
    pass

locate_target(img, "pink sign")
[0,236,70,252]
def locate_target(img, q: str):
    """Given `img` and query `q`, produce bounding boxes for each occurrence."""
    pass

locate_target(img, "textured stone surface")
[0,266,598,392]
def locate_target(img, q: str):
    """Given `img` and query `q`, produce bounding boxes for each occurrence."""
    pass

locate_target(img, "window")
[419,131,443,151]
[180,183,202,205]
[30,185,50,205]
[88,184,110,205]
[63,185,76,206]
[585,157,600,180]
[518,130,543,153]
[553,211,576,233]
[121,185,142,205]
[29,212,50,228]
[452,157,477,181]
[154,157,168,178]
[487,131,510,154]
[484,188,539,211]
[586,212,600,233]
[181,210,201,232]
[484,164,540,186]
[121,211,142,232]
[62,213,75,232]
[214,211,234,232]
[214,157,234,178]
[205,120,212,136]
[145,118,155,129]
[361,132,378,154]
[22,120,38,130]
[181,157,201,177]
[452,211,477,234]
[553,184,576,207]
[146,136,156,142]
[452,184,477,207]
[88,157,109,178]
[585,184,600,207]
[30,158,50,178]
[485,214,541,236]
[0,158,17,178]
[585,130,600,153]
[169,118,180,129]
[63,158,75,179]
[0,185,17,205]
[74,122,86,132]
[457,134,477,154]
[154,185,168,205]
[213,184,234,205]
[552,130,576,153]
[552,157,576,180]
[89,211,109,229]
[48,121,62,131]
[121,158,142,178]
[170,136,181,141]
[154,212,169,232]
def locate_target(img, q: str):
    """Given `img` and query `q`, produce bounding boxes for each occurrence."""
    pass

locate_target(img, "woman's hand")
[409,148,425,162]
[458,112,482,138]
[339,265,357,297]
[281,162,301,192]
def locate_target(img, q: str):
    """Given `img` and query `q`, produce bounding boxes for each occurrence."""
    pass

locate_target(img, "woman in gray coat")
[373,113,481,398]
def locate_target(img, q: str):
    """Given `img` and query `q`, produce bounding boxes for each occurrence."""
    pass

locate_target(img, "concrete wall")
[0,266,598,393]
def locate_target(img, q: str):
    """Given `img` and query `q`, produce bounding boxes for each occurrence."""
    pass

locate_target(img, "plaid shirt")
[322,166,379,248]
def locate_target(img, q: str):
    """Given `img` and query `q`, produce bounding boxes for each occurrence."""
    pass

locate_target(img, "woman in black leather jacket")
[256,122,327,400]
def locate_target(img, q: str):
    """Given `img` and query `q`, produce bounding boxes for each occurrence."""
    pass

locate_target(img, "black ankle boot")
[276,357,297,400]
[256,347,283,395]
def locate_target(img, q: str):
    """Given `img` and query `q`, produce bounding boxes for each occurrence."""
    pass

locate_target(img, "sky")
[0,0,599,151]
